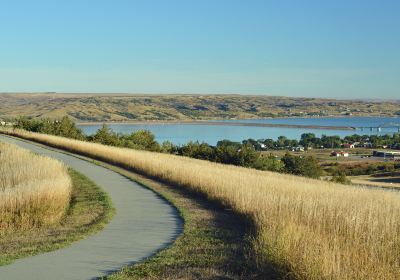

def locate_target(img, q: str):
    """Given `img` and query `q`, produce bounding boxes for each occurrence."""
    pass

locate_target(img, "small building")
[373,150,400,159]
[331,151,350,157]
[390,144,400,150]
[342,143,355,149]
[360,142,373,148]
[292,146,305,152]
[377,145,389,149]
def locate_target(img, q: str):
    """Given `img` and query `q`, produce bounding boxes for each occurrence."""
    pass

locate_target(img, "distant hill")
[0,93,399,122]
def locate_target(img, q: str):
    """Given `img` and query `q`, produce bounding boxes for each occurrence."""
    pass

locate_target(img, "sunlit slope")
[0,93,398,121]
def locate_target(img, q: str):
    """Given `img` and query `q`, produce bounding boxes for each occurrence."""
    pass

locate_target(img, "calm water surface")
[220,116,400,127]
[79,117,400,145]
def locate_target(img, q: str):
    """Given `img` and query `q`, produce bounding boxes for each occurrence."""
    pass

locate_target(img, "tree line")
[253,132,400,150]
[15,116,398,180]
[13,117,325,178]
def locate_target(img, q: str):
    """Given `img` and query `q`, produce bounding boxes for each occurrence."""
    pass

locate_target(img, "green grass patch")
[0,168,114,266]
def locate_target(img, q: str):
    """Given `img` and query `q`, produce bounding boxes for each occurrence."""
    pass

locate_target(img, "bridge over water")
[355,122,400,132]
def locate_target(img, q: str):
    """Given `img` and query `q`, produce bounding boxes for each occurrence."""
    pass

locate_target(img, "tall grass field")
[1,128,400,279]
[0,140,71,231]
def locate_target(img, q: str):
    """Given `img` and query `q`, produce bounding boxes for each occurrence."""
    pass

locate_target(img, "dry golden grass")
[0,140,71,231]
[2,128,400,279]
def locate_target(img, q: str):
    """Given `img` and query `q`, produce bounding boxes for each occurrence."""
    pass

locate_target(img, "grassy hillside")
[2,128,400,279]
[0,93,399,122]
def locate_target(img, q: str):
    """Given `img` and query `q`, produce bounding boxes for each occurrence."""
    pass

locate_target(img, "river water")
[79,116,400,145]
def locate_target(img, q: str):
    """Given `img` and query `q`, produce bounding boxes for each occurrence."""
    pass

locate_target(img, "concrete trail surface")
[0,135,182,280]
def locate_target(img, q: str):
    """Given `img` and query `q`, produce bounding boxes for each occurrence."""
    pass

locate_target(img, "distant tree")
[321,135,342,149]
[299,133,317,148]
[160,141,178,154]
[281,153,322,179]
[253,154,284,172]
[262,138,276,149]
[180,141,215,161]
[122,130,160,151]
[242,138,262,150]
[281,153,298,174]
[14,117,42,132]
[38,118,56,135]
[284,138,299,148]
[54,116,85,139]
[237,144,259,167]
[215,142,241,165]
[92,124,120,146]
[276,136,288,148]
[344,134,363,143]
[216,139,241,149]
[14,116,84,139]
[330,170,351,185]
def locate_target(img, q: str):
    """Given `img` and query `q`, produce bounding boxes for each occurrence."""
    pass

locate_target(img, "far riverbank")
[77,120,356,131]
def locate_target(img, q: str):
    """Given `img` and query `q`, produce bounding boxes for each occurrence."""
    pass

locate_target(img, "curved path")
[0,135,182,280]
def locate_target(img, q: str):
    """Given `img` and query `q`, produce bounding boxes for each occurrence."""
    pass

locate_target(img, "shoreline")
[77,120,356,131]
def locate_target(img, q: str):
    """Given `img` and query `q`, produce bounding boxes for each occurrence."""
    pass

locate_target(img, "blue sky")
[0,0,399,98]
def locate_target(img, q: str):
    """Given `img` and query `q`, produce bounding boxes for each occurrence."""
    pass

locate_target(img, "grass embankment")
[2,128,400,279]
[0,141,113,265]
[94,163,262,279]
[2,136,264,278]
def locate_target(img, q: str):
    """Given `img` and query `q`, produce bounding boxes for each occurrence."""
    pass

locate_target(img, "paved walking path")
[0,135,182,280]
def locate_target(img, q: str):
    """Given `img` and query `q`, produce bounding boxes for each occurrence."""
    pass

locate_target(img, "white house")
[331,151,349,157]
